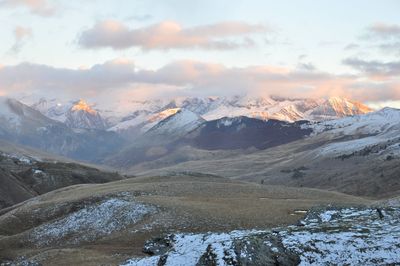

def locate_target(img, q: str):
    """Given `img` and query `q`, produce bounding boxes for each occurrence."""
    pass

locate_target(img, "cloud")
[363,22,400,55]
[0,59,399,104]
[0,0,56,16]
[344,43,360,50]
[78,20,268,50]
[10,26,32,53]
[343,58,400,79]
[368,23,400,39]
[0,59,136,98]
[135,61,369,101]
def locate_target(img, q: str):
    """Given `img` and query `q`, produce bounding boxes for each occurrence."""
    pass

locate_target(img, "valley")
[0,95,399,265]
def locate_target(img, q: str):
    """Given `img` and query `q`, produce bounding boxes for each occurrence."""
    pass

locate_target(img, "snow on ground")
[147,109,204,135]
[108,112,149,132]
[318,134,394,156]
[310,107,400,136]
[31,195,157,246]
[305,108,400,157]
[122,207,400,266]
[122,230,266,266]
[282,207,400,265]
[0,152,36,164]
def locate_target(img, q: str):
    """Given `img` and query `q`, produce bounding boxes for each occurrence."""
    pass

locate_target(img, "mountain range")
[26,95,372,132]
[0,95,376,163]
[4,94,398,199]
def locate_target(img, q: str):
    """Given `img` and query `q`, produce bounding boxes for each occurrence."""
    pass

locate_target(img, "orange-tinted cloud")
[10,26,32,53]
[0,59,399,104]
[79,20,268,50]
[0,0,55,16]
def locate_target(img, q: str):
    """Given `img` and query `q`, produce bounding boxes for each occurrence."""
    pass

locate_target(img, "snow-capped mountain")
[107,108,183,138]
[0,97,56,132]
[65,99,107,130]
[146,109,205,137]
[26,95,372,137]
[310,97,373,120]
[108,95,372,135]
[197,96,372,121]
[30,98,70,122]
[31,98,107,130]
[0,97,124,161]
[312,107,400,135]
[308,107,400,157]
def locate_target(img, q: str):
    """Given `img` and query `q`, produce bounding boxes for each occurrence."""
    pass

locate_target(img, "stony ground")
[123,206,400,266]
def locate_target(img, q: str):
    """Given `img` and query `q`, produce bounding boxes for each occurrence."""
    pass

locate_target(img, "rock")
[143,235,174,256]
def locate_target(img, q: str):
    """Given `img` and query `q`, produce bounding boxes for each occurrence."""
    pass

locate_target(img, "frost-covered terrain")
[123,207,400,266]
[31,194,156,246]
[309,107,400,157]
[311,107,400,135]
[282,207,400,265]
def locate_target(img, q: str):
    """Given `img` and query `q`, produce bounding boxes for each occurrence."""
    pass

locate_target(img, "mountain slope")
[104,109,205,168]
[185,116,312,150]
[0,142,126,209]
[146,109,205,137]
[104,116,312,169]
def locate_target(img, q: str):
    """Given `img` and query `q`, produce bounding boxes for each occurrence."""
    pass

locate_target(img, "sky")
[0,0,399,109]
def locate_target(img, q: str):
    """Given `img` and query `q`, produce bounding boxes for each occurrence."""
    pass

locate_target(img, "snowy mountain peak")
[65,100,107,130]
[378,106,400,116]
[28,98,107,130]
[148,108,181,123]
[71,99,98,115]
[328,96,373,115]
[0,97,50,126]
[65,101,107,129]
[147,108,205,136]
[310,97,373,120]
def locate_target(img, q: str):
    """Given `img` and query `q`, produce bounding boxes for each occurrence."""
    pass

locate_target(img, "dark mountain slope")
[185,116,312,150]
[0,150,126,209]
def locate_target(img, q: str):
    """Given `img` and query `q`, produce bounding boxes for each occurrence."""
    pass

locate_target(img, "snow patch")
[122,230,263,266]
[123,207,400,266]
[31,197,156,246]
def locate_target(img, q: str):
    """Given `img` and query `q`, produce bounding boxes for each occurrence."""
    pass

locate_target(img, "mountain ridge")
[26,95,373,134]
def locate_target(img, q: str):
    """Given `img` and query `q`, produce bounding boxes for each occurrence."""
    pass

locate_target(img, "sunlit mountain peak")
[71,99,97,114]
